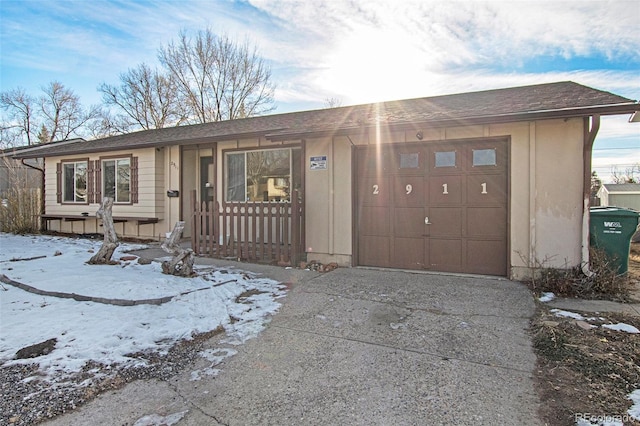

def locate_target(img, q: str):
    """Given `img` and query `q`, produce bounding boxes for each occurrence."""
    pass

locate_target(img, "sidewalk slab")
[546,297,640,316]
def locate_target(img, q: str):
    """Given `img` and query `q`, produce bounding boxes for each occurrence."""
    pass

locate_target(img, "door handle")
[425,217,432,225]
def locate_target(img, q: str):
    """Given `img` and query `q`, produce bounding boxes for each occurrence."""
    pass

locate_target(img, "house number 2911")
[371,182,488,195]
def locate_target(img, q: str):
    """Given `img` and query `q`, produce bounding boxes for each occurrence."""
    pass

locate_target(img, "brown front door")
[356,138,508,276]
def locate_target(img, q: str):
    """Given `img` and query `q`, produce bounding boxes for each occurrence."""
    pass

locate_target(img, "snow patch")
[550,309,585,320]
[539,292,555,302]
[133,410,188,426]
[602,323,640,334]
[629,389,640,420]
[0,233,286,385]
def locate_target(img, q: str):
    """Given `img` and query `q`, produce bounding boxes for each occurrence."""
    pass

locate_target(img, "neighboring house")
[0,146,44,194]
[597,183,640,211]
[1,139,86,194]
[12,81,640,279]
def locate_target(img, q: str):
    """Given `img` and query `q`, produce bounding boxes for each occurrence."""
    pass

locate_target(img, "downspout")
[582,114,600,277]
[21,158,46,230]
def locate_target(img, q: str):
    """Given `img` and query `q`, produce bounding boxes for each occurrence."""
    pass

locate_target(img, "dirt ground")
[533,242,640,425]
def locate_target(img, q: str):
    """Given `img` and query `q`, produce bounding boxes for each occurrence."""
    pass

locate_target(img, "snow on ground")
[602,322,640,334]
[550,309,639,335]
[550,308,587,320]
[538,292,555,302]
[0,233,286,382]
[133,410,188,426]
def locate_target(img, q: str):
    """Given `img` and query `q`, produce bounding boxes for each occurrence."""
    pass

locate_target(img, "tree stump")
[88,197,119,264]
[161,221,195,277]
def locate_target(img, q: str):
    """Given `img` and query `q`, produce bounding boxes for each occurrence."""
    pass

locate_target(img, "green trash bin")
[590,207,640,274]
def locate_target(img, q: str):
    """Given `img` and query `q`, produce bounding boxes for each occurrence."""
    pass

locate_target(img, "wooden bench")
[41,215,159,234]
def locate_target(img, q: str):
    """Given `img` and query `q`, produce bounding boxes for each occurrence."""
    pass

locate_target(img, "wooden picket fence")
[190,190,305,265]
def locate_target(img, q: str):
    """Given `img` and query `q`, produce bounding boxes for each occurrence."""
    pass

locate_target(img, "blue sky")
[1,0,639,182]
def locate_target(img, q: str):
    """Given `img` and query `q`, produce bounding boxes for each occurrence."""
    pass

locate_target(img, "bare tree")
[611,164,639,183]
[39,82,100,142]
[1,82,99,146]
[159,29,276,123]
[99,63,187,133]
[324,97,343,108]
[0,88,36,146]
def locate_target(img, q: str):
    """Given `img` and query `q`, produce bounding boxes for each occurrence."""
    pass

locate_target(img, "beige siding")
[42,116,587,276]
[302,118,586,279]
[180,148,197,235]
[43,148,167,239]
[163,145,181,236]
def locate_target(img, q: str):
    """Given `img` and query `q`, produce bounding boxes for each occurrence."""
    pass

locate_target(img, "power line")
[593,147,640,151]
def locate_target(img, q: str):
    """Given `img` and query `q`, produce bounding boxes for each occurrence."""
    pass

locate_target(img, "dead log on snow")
[88,197,119,264]
[161,221,195,277]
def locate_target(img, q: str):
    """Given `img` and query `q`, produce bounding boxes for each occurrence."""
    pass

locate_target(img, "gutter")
[581,114,600,277]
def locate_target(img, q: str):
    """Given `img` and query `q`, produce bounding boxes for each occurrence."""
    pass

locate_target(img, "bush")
[524,247,633,301]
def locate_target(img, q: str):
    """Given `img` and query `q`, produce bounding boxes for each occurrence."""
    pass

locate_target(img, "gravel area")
[1,329,222,426]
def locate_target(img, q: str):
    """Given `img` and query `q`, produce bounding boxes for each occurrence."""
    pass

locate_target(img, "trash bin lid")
[590,206,640,218]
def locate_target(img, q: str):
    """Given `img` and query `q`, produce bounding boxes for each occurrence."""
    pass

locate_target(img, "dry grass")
[0,188,41,234]
[532,242,640,425]
[525,247,636,303]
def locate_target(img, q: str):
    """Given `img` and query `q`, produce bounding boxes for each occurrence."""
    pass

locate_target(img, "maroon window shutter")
[94,160,102,202]
[56,162,62,203]
[131,156,139,204]
[87,161,95,204]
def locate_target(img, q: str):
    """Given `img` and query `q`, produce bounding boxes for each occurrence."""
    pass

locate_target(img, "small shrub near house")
[524,247,633,301]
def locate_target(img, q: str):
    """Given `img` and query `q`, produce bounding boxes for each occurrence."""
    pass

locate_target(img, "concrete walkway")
[547,297,640,316]
[43,253,543,426]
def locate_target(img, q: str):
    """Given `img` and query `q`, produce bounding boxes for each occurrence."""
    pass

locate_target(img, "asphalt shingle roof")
[13,81,638,159]
[602,183,640,193]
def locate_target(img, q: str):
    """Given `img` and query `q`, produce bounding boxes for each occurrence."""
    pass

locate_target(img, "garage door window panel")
[434,151,456,168]
[472,149,497,166]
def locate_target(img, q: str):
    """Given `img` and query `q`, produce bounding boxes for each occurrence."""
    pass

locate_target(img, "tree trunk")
[161,221,195,277]
[88,197,119,264]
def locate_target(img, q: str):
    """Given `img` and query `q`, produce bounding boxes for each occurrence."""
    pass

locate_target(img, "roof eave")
[12,129,286,159]
[266,102,640,141]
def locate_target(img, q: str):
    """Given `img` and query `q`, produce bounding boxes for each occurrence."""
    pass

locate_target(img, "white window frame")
[225,147,299,202]
[102,157,131,204]
[62,160,88,203]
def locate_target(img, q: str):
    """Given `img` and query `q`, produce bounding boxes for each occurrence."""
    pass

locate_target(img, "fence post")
[291,192,300,266]
[190,190,198,255]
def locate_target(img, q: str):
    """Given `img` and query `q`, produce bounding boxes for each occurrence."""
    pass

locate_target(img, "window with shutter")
[99,155,137,204]
[58,159,89,204]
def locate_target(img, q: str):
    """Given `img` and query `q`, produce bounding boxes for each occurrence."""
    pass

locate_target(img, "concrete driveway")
[44,262,542,426]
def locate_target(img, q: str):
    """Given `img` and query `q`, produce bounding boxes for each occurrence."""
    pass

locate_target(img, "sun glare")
[319,27,428,104]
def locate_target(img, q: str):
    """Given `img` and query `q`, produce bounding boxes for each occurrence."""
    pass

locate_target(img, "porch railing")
[190,190,305,265]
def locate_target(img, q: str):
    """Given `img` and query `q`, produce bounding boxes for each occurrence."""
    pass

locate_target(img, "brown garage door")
[356,138,508,276]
